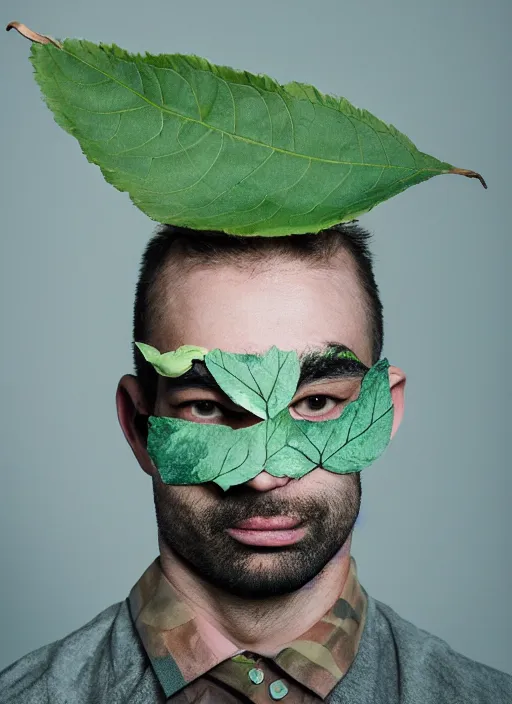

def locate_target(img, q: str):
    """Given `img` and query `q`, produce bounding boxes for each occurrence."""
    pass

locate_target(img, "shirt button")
[248,667,265,685]
[269,679,289,700]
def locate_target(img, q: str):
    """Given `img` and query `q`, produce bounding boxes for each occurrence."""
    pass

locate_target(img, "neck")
[158,533,353,656]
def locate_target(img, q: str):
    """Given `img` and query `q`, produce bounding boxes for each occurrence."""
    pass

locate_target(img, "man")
[1,222,511,703]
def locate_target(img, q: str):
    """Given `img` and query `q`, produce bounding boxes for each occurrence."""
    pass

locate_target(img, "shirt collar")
[128,555,367,699]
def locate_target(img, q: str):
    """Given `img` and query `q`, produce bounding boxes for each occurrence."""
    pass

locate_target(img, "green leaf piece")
[146,358,393,490]
[135,342,207,377]
[337,350,361,362]
[265,359,393,476]
[264,408,320,477]
[231,655,257,665]
[148,415,267,485]
[135,342,161,364]
[15,29,485,236]
[205,346,300,419]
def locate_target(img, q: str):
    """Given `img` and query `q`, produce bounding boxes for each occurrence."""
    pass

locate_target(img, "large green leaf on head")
[9,22,485,236]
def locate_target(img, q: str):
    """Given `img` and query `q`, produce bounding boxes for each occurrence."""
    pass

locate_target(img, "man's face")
[146,252,374,598]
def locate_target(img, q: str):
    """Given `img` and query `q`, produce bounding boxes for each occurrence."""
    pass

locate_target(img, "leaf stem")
[448,167,487,189]
[6,21,62,49]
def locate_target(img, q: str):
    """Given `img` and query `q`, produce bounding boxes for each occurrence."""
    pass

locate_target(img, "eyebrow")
[163,364,222,393]
[162,343,368,395]
[297,342,369,389]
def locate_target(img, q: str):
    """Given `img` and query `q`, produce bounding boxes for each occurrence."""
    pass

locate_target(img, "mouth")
[226,516,306,547]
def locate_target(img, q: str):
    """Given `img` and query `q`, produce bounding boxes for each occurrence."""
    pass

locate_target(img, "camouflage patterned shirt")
[2,556,512,703]
[128,555,367,702]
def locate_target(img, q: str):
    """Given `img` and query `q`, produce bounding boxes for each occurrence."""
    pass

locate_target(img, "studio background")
[1,0,510,676]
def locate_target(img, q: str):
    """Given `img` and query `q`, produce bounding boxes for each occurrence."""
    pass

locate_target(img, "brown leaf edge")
[448,167,487,189]
[6,21,62,49]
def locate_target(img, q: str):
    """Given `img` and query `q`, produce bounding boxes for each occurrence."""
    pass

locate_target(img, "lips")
[233,516,301,530]
[227,516,306,547]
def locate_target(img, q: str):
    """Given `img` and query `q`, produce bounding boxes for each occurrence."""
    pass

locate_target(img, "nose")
[245,470,292,492]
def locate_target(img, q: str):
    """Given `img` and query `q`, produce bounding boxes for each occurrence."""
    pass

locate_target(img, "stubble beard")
[153,474,361,599]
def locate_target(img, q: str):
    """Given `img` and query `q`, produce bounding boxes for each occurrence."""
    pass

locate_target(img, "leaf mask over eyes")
[8,22,485,237]
[136,343,394,490]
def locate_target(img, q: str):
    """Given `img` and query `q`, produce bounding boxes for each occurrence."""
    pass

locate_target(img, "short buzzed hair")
[133,222,384,405]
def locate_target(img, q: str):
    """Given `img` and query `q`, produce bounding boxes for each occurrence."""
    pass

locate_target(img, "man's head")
[117,223,405,598]
[132,223,385,407]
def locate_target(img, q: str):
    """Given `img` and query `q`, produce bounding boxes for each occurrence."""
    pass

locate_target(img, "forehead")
[151,253,373,366]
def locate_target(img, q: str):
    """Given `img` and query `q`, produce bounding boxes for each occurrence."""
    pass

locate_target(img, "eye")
[292,395,339,420]
[181,400,224,420]
[174,399,249,424]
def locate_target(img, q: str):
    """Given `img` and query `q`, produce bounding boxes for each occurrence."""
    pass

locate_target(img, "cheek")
[317,467,357,488]
[318,470,361,507]
[154,479,217,517]
[293,467,359,494]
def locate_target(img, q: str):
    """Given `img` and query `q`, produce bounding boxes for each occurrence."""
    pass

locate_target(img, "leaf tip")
[449,167,487,189]
[5,21,62,48]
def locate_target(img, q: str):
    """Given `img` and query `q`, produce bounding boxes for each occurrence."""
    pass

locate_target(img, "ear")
[116,374,156,478]
[388,365,406,439]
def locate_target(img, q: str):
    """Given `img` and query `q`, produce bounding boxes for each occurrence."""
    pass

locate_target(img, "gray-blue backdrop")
[1,0,510,676]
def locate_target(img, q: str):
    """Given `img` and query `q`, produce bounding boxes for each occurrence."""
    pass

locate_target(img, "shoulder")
[372,595,512,703]
[0,600,160,704]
